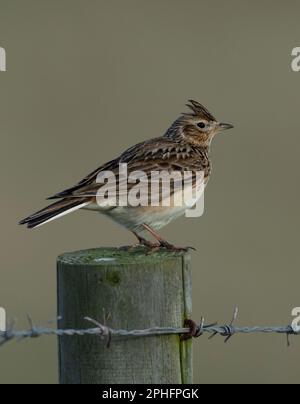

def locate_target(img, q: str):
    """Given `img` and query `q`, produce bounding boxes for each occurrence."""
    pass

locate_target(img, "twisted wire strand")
[0,309,299,348]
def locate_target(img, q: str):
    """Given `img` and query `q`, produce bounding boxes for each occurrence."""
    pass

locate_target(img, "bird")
[19,100,234,251]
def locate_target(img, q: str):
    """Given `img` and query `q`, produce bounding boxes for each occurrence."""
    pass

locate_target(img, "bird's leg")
[142,224,196,252]
[132,231,159,250]
[119,232,159,252]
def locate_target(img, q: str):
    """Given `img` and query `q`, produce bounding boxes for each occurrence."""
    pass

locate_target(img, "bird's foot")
[137,237,160,251]
[140,224,195,253]
[158,240,196,252]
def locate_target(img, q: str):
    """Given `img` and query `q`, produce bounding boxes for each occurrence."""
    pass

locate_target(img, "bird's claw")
[158,241,196,252]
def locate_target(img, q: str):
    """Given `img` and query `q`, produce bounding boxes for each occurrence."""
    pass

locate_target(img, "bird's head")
[164,100,234,147]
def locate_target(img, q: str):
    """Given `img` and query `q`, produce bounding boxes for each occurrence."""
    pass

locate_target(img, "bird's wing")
[47,138,209,202]
[47,140,151,199]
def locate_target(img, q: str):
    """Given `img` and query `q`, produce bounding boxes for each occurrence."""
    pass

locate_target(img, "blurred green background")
[0,0,299,384]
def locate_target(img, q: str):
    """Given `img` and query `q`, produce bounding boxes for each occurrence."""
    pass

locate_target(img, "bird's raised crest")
[184,100,216,121]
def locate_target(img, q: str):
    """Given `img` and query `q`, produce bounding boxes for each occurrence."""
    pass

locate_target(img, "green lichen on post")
[101,270,121,286]
[58,247,187,266]
[57,248,193,384]
[179,254,193,384]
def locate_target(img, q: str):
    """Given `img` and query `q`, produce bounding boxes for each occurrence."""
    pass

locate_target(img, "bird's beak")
[218,122,234,131]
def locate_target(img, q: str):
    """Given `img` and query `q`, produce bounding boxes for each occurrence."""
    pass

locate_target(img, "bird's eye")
[197,122,206,129]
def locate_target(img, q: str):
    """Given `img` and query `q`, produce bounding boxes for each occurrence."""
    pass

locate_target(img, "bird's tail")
[19,198,90,229]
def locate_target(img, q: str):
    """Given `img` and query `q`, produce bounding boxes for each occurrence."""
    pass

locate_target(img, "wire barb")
[223,307,238,343]
[26,315,39,338]
[84,317,112,348]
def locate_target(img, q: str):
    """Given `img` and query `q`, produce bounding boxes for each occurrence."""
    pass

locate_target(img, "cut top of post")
[57,247,190,267]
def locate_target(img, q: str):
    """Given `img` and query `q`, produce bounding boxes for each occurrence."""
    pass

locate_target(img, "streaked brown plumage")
[19,100,234,251]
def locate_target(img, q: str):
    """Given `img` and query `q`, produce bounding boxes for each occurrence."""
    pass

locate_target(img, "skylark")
[19,100,233,251]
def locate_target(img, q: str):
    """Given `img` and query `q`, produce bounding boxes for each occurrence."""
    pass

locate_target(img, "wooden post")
[57,248,192,384]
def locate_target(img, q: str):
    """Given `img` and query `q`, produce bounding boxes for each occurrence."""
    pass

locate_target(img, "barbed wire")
[0,308,299,348]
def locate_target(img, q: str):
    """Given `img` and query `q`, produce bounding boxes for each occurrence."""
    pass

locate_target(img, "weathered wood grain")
[57,248,192,384]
